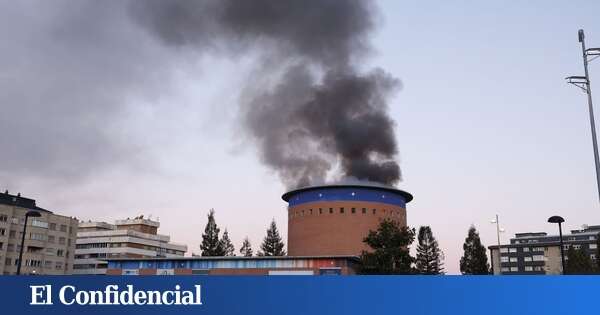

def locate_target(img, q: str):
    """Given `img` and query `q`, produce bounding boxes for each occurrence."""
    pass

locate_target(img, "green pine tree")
[259,219,286,256]
[359,219,415,274]
[200,209,225,256]
[459,226,489,275]
[240,237,253,257]
[566,245,593,274]
[415,226,445,275]
[219,229,235,256]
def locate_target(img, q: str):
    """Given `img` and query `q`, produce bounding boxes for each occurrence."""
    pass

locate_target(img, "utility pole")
[567,29,600,202]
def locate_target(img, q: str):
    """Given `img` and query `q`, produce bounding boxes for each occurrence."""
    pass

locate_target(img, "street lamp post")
[566,29,600,202]
[548,215,566,275]
[490,214,505,274]
[16,210,41,275]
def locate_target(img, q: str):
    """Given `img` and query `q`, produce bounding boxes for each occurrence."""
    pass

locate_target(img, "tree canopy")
[360,219,415,274]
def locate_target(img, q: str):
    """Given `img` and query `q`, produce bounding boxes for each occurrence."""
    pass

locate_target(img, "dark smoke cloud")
[1,0,402,189]
[131,0,403,188]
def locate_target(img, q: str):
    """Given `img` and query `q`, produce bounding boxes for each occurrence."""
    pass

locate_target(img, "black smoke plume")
[131,0,403,188]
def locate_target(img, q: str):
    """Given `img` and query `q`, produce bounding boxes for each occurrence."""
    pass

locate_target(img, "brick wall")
[288,201,406,256]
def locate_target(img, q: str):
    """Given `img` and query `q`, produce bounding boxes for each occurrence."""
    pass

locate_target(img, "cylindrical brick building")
[283,185,413,256]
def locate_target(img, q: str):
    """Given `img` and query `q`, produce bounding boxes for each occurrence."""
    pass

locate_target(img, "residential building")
[0,191,78,275]
[74,216,187,274]
[106,256,359,275]
[489,225,600,275]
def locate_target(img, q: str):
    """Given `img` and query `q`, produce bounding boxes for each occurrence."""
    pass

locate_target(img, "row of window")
[0,243,67,257]
[3,258,66,270]
[500,255,545,263]
[502,266,545,273]
[500,244,597,254]
[290,207,402,218]
[75,242,183,255]
[0,214,72,233]
[514,235,597,244]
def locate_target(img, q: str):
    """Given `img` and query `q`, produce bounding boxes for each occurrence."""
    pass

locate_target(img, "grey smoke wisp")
[131,0,403,188]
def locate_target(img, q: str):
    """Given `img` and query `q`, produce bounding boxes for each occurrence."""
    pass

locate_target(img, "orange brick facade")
[287,200,407,256]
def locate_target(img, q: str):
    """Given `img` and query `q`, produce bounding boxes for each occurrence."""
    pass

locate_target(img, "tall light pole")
[566,29,600,202]
[548,215,566,275]
[490,214,505,274]
[490,214,505,247]
[16,210,41,275]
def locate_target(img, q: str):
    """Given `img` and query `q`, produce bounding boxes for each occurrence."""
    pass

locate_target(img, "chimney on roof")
[17,193,21,197]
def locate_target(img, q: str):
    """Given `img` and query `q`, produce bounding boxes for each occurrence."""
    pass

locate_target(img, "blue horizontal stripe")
[286,187,406,208]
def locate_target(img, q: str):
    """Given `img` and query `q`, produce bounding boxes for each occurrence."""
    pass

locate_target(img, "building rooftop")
[282,184,413,203]
[0,191,52,213]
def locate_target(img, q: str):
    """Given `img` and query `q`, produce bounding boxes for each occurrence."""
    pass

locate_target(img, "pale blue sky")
[2,1,600,274]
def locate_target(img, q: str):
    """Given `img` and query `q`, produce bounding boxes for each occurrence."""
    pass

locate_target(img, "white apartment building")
[74,216,187,274]
[0,191,78,275]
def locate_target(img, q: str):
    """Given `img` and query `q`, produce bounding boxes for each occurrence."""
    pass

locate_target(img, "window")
[362,208,366,214]
[590,236,597,240]
[532,247,545,252]
[340,207,344,214]
[509,248,517,253]
[9,230,15,239]
[55,262,63,270]
[5,258,11,266]
[30,233,46,241]
[0,242,3,250]
[591,254,597,260]
[45,248,55,255]
[510,267,518,272]
[7,244,14,252]
[49,223,56,231]
[590,243,598,249]
[57,249,64,257]
[60,224,67,232]
[47,235,55,243]
[372,209,376,214]
[500,256,509,263]
[533,266,544,271]
[523,247,530,252]
[501,267,509,272]
[0,228,5,236]
[524,256,532,262]
[309,209,312,215]
[500,248,509,253]
[573,244,582,250]
[525,266,533,272]
[329,208,333,214]
[351,208,356,214]
[0,214,7,222]
[31,219,48,229]
[509,257,518,263]
[532,255,545,261]
[44,261,52,268]
[319,208,323,214]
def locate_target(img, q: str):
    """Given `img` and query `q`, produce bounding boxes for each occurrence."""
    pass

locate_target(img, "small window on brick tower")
[319,208,323,214]
[372,209,376,214]
[362,208,366,214]
[340,207,344,214]
[351,208,356,214]
[329,208,333,214]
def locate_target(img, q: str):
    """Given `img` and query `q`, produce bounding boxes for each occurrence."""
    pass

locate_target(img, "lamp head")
[548,215,565,224]
[579,29,585,43]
